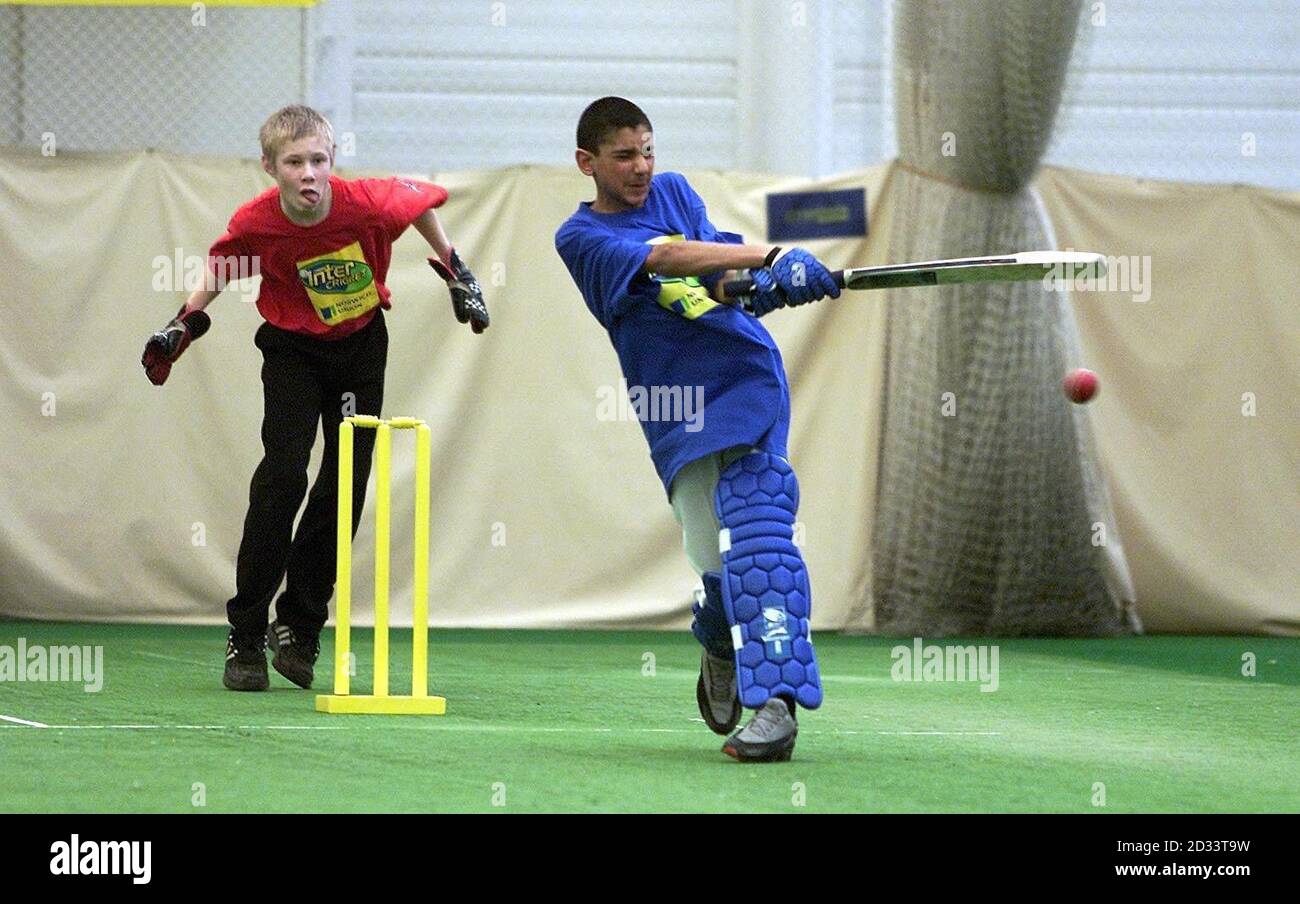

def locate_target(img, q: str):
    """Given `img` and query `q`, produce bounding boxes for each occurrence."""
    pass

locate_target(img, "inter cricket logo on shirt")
[296,241,381,325]
[646,234,718,320]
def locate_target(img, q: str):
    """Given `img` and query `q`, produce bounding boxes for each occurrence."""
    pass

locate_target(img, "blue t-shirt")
[555,172,791,495]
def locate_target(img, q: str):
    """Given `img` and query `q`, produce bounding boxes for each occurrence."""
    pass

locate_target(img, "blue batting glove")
[745,267,786,317]
[771,247,841,305]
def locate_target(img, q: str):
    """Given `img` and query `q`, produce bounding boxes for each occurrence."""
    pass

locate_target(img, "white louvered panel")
[1070,0,1299,71]
[354,58,737,97]
[1051,107,1298,186]
[2,0,1289,186]
[1062,70,1299,110]
[1051,0,1300,188]
[356,0,737,59]
[832,67,885,178]
[354,93,738,173]
[832,0,886,174]
[350,0,741,171]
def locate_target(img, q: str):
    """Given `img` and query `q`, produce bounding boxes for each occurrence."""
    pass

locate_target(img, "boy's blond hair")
[259,105,334,162]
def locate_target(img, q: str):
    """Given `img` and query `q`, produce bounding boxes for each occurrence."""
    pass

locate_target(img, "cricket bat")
[721,250,1107,299]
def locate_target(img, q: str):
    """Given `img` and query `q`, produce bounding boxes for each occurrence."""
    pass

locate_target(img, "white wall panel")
[832,0,887,175]
[12,6,303,158]
[1050,0,1299,188]
[351,0,741,172]
[0,1,1292,188]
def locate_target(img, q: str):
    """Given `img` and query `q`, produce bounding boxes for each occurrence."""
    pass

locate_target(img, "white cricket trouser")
[668,445,755,577]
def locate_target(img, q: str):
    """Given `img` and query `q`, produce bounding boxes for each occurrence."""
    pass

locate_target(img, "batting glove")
[745,267,787,318]
[770,247,841,306]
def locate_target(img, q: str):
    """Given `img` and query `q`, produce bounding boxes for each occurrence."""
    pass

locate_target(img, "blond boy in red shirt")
[142,105,488,691]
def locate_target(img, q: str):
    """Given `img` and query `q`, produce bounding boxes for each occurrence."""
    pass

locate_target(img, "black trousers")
[226,311,387,643]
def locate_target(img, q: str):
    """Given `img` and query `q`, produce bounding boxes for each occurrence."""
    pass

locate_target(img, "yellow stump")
[334,420,352,697]
[412,424,431,697]
[316,415,445,716]
[374,422,390,698]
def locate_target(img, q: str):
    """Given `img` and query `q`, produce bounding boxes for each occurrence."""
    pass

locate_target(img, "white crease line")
[0,714,49,728]
[133,651,222,670]
[822,676,896,683]
[0,722,1000,737]
[877,731,1001,736]
[263,725,348,730]
[1181,681,1291,689]
[0,723,345,731]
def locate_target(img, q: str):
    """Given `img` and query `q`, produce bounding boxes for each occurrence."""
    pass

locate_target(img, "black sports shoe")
[697,652,742,735]
[722,697,798,762]
[223,631,269,692]
[268,620,320,689]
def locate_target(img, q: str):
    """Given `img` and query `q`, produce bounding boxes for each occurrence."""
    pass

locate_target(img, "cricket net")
[872,0,1139,635]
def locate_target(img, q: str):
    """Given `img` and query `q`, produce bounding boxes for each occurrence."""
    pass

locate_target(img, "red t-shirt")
[209,175,448,338]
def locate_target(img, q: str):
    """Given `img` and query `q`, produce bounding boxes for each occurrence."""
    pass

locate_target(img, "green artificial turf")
[0,623,1295,813]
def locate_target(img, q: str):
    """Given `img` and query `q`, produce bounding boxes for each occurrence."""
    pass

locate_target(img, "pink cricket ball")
[1063,368,1099,404]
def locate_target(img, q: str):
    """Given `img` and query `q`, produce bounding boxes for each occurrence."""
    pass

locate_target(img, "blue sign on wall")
[766,188,867,242]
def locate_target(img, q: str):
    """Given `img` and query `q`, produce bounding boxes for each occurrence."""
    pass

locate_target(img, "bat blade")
[841,251,1106,291]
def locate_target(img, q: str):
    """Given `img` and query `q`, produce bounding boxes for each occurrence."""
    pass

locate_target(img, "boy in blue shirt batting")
[556,97,839,761]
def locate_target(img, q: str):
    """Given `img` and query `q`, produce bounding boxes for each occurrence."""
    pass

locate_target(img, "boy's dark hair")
[576,97,652,154]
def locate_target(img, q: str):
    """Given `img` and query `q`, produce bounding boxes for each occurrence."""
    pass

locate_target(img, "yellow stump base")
[315,694,447,715]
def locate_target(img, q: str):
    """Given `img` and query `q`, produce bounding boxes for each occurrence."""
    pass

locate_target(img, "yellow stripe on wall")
[1,1,316,8]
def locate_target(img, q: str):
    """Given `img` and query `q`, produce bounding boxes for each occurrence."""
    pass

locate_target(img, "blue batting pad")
[714,452,822,709]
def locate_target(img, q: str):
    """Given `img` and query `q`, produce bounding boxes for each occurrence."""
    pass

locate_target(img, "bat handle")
[720,275,754,300]
[720,269,847,301]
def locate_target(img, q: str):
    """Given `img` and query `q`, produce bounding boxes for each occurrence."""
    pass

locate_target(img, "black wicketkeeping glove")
[428,250,489,334]
[141,305,211,386]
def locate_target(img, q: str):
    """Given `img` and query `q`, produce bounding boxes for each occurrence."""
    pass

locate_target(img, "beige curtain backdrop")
[0,149,1295,634]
